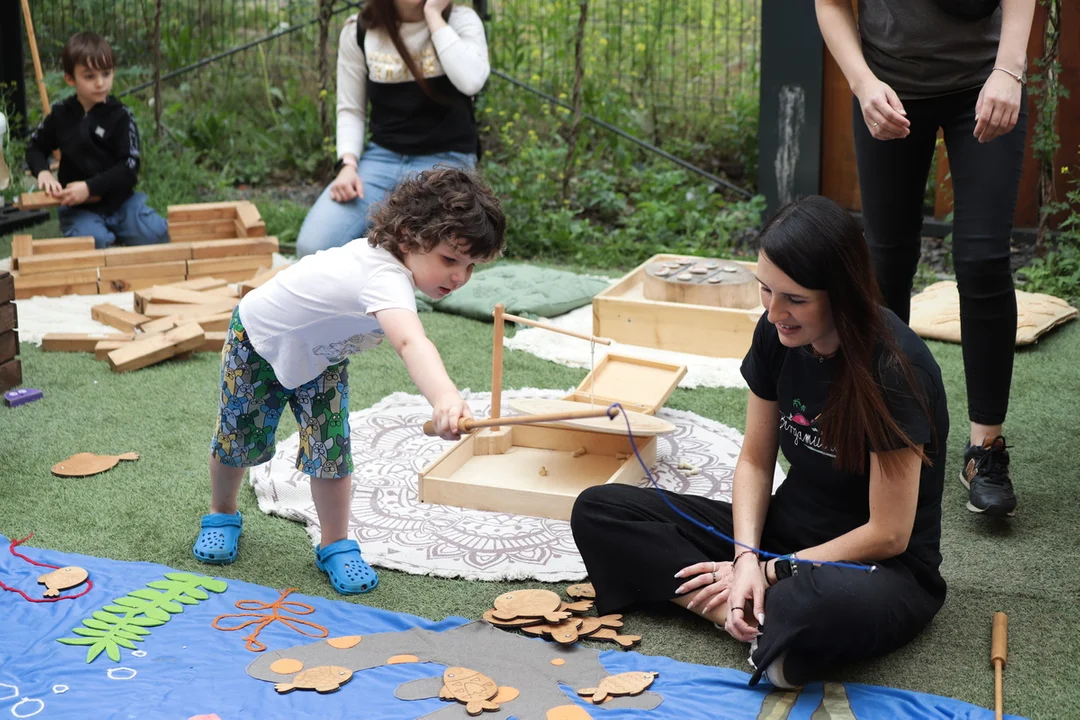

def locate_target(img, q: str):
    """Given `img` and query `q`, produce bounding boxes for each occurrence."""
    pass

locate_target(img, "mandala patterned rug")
[248,389,785,582]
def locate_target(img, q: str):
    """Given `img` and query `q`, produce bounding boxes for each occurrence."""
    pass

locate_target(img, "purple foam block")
[4,388,43,408]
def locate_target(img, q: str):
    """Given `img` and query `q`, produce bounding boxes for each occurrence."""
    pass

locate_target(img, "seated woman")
[295,0,489,257]
[571,195,949,687]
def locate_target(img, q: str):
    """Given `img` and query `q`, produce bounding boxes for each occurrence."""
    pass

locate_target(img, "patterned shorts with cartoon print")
[210,309,353,480]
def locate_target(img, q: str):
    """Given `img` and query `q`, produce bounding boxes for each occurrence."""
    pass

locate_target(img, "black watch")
[773,557,796,582]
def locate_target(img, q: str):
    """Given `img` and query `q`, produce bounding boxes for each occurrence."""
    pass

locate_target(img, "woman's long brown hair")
[360,0,453,102]
[759,195,933,477]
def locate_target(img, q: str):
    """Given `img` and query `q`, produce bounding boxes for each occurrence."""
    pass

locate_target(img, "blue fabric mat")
[0,537,1023,719]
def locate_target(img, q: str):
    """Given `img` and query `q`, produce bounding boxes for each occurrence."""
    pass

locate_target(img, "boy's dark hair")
[61,32,116,77]
[368,168,505,261]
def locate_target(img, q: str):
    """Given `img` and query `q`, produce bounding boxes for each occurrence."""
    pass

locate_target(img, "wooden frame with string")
[417,302,684,521]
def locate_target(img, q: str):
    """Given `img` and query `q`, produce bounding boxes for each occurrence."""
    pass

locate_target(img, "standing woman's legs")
[852,96,941,323]
[941,87,1027,516]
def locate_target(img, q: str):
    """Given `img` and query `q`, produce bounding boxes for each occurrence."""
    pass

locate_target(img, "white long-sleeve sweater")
[336,7,490,160]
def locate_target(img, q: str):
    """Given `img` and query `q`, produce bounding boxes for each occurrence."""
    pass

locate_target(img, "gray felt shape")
[248,620,663,719]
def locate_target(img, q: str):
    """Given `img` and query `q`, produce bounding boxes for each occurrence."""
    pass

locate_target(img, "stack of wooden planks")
[8,200,276,298]
[39,264,290,373]
[0,271,21,392]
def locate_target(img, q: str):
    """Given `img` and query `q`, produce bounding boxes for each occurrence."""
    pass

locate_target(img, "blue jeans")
[58,192,169,250]
[295,142,477,257]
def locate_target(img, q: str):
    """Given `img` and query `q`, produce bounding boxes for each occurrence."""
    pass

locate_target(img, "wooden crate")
[419,424,656,521]
[592,253,762,359]
[419,354,684,521]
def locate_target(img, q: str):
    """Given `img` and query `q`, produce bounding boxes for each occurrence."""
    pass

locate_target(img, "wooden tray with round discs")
[644,257,758,309]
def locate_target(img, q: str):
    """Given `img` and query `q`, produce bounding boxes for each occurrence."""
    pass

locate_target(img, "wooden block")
[99,260,188,282]
[91,303,151,333]
[0,302,17,332]
[0,330,18,364]
[42,332,134,352]
[189,237,278,260]
[0,359,22,393]
[11,235,33,270]
[138,317,179,335]
[17,249,106,275]
[143,298,237,318]
[190,312,233,332]
[234,202,266,238]
[0,272,14,304]
[144,285,237,306]
[168,219,241,240]
[108,322,205,372]
[32,236,96,255]
[13,269,100,299]
[187,254,273,278]
[94,339,133,360]
[169,277,229,291]
[99,275,187,294]
[206,269,266,283]
[166,201,242,223]
[197,331,227,352]
[202,285,239,298]
[18,191,61,209]
[103,243,192,267]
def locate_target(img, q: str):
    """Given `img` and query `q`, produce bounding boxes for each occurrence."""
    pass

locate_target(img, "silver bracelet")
[992,67,1025,85]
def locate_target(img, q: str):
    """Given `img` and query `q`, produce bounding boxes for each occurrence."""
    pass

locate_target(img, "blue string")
[607,402,877,574]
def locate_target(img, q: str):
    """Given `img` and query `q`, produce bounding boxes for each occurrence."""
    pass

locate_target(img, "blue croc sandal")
[193,512,242,565]
[315,539,379,595]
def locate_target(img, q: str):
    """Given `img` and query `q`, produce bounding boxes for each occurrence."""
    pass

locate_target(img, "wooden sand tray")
[593,253,764,358]
[419,304,686,521]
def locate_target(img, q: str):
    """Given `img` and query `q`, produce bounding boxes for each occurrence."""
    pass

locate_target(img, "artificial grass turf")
[0,307,1077,720]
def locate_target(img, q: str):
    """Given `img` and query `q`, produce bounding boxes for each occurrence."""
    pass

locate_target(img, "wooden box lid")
[564,353,686,415]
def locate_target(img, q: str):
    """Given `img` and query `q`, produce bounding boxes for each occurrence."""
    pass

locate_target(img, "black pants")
[853,87,1027,425]
[571,484,945,685]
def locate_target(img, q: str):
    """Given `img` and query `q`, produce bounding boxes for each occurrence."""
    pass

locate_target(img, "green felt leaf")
[72,627,108,638]
[57,637,97,646]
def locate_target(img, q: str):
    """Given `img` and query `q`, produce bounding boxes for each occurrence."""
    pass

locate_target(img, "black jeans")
[853,87,1027,426]
[570,484,945,686]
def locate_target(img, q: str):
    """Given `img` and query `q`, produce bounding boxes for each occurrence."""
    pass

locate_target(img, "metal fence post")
[757,0,824,217]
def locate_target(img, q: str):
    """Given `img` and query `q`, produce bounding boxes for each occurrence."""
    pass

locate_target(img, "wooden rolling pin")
[423,406,620,436]
[991,611,1008,720]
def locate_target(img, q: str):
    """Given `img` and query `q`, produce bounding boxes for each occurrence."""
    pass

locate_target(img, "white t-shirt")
[238,239,417,389]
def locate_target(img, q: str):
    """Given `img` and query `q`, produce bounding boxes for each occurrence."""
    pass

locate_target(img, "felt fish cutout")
[51,452,139,478]
[274,665,353,694]
[439,666,500,716]
[491,589,570,624]
[37,566,89,597]
[578,671,659,704]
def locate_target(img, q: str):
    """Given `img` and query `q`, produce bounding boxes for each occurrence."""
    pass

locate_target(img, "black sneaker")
[959,436,1016,517]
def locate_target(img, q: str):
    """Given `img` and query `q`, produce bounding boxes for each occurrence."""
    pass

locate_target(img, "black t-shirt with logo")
[740,309,949,596]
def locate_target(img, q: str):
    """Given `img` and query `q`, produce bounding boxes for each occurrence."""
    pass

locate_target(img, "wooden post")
[491,303,505,430]
[991,611,1008,720]
[19,0,49,117]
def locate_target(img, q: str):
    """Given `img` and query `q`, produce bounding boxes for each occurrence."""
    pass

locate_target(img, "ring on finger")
[871,121,879,128]
[711,571,717,583]
[730,607,744,613]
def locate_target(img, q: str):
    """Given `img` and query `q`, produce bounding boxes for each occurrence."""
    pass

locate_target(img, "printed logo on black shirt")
[779,397,836,458]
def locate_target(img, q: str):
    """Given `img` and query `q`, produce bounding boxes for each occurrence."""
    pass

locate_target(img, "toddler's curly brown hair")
[368,168,505,261]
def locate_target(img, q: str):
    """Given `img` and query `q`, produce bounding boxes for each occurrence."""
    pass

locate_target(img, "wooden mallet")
[991,611,1008,720]
[423,406,620,437]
